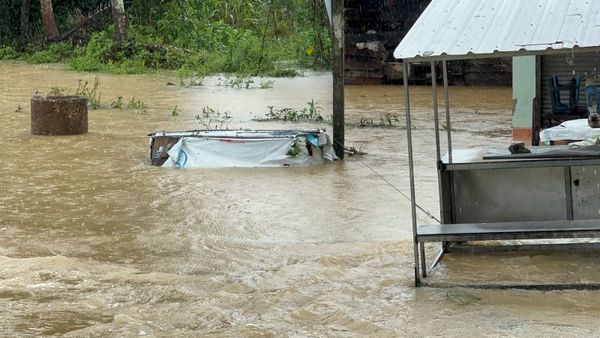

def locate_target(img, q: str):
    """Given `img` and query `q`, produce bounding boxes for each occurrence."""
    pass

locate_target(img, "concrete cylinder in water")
[31,96,88,135]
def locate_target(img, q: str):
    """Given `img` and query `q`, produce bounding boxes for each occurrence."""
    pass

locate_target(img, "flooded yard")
[2,62,600,336]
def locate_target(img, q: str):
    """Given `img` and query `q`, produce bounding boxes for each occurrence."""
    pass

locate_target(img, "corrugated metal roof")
[394,0,600,61]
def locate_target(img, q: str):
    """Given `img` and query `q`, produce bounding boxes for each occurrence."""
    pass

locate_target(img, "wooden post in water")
[332,0,345,159]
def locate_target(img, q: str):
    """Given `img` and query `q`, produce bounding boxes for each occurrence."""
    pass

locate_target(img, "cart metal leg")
[420,242,427,277]
[430,244,446,270]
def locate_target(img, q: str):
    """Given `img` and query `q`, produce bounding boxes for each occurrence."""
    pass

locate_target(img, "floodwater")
[2,62,600,336]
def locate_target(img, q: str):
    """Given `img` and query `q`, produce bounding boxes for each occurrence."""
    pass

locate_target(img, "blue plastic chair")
[547,76,581,114]
[584,85,600,114]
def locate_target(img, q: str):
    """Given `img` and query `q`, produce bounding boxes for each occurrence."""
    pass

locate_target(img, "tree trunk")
[19,0,30,47]
[111,0,127,42]
[39,0,59,41]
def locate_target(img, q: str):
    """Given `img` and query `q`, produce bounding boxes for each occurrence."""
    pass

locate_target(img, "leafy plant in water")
[441,120,453,131]
[381,113,399,126]
[219,75,254,89]
[257,99,324,123]
[345,145,367,156]
[47,86,67,96]
[75,76,102,109]
[177,67,205,87]
[188,78,203,86]
[358,113,400,128]
[303,99,323,121]
[127,96,147,109]
[287,141,302,157]
[110,96,124,110]
[170,105,180,116]
[259,80,274,89]
[267,68,299,78]
[195,106,232,129]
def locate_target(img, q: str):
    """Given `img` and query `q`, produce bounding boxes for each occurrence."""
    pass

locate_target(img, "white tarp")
[539,118,600,144]
[160,133,337,168]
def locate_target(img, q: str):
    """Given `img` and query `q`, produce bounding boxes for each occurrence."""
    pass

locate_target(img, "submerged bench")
[416,219,600,278]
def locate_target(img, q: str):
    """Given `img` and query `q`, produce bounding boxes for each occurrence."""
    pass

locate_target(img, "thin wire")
[332,139,441,223]
[358,159,442,224]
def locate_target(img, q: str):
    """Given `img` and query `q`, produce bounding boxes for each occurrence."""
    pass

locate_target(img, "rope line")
[358,158,442,224]
[333,138,441,223]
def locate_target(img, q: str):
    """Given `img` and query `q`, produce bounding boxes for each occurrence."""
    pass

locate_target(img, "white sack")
[540,118,600,144]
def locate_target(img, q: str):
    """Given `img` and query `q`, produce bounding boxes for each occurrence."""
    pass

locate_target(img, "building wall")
[344,0,427,84]
[541,52,600,114]
[343,0,512,85]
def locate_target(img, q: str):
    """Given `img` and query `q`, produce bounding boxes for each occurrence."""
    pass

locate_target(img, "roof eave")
[397,46,600,63]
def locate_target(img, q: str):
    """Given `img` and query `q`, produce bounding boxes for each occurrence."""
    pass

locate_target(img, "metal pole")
[403,61,421,286]
[443,60,452,163]
[332,0,345,159]
[433,61,447,256]
[431,62,441,162]
[433,61,444,224]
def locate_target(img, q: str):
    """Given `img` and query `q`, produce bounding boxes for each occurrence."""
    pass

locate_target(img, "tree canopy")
[0,0,331,75]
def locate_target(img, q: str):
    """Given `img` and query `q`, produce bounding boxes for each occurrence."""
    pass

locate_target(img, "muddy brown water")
[2,62,600,336]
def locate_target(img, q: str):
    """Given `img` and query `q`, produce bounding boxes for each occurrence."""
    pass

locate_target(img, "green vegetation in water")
[256,99,326,123]
[177,66,205,87]
[259,80,275,89]
[195,106,232,129]
[170,105,180,116]
[287,141,302,157]
[266,68,299,78]
[75,76,101,109]
[41,78,157,114]
[441,120,455,131]
[345,146,367,156]
[47,86,68,97]
[178,76,203,87]
[357,113,400,128]
[217,76,274,89]
[43,76,102,109]
[127,96,146,109]
[219,76,254,89]
[110,96,124,110]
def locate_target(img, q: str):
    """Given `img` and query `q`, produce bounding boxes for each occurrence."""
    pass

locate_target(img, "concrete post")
[31,96,88,135]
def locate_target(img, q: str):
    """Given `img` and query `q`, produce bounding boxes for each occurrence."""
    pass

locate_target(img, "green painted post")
[512,56,537,144]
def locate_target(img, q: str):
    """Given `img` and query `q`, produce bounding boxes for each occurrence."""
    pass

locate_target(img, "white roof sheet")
[394,0,600,61]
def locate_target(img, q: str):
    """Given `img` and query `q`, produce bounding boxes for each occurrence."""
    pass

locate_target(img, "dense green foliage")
[0,0,331,75]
